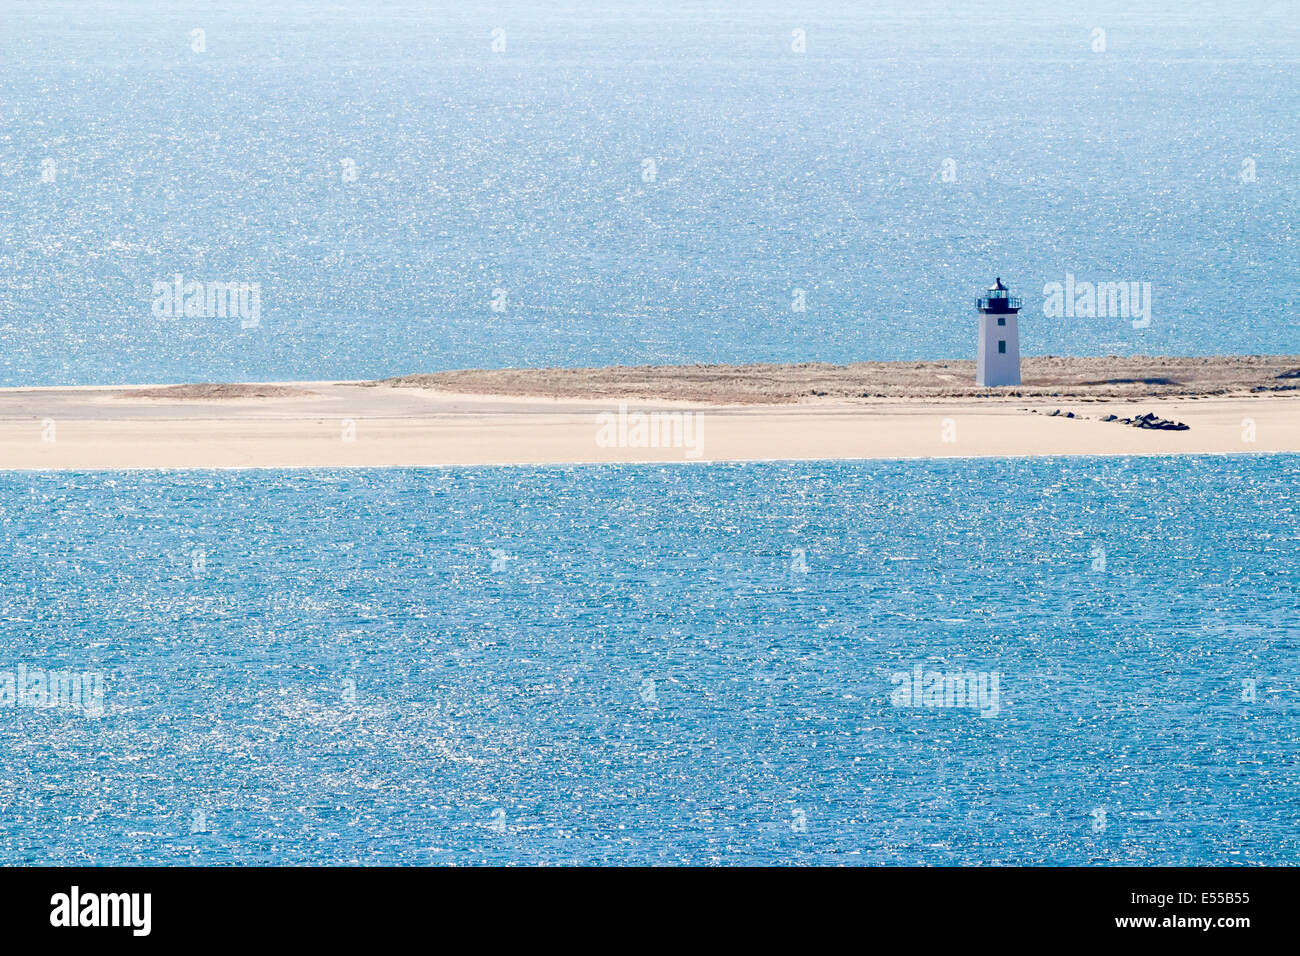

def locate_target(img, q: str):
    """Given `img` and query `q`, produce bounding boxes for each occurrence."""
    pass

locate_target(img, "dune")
[1,357,1296,469]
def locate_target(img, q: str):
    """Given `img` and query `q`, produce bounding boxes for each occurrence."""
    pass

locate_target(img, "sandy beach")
[1,356,1296,469]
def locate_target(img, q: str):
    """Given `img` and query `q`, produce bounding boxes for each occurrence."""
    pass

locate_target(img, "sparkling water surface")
[1,455,1295,865]
[1,0,1297,386]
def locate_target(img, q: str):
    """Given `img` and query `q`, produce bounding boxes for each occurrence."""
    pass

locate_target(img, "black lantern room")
[977,277,1022,314]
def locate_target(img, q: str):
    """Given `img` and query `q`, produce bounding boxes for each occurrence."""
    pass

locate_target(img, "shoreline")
[1,357,1297,469]
[3,449,1295,474]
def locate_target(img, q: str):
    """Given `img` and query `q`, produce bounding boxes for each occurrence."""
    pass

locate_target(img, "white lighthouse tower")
[976,277,1022,387]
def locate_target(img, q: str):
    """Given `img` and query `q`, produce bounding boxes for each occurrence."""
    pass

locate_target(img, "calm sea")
[1,0,1297,387]
[1,455,1295,865]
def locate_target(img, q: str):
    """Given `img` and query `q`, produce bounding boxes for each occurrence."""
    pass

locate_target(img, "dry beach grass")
[384,355,1300,404]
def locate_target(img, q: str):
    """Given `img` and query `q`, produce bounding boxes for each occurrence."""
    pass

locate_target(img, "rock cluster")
[1100,411,1190,431]
[1027,408,1192,432]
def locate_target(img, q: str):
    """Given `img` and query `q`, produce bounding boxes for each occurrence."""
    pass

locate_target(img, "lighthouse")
[976,277,1022,387]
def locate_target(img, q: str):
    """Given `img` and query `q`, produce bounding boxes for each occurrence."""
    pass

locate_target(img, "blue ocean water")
[1,0,1297,387]
[0,454,1295,865]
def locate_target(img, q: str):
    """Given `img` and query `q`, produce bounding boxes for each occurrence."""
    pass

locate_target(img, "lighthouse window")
[997,316,1005,326]
[998,340,1006,354]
